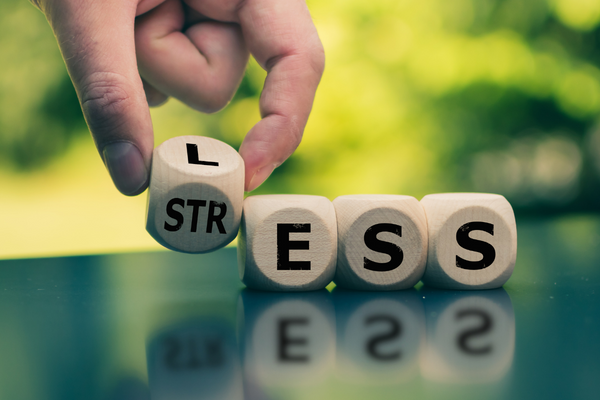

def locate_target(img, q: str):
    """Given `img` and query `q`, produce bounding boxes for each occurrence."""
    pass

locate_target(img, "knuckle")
[307,41,326,77]
[234,0,249,14]
[288,116,304,146]
[80,72,134,132]
[274,113,304,148]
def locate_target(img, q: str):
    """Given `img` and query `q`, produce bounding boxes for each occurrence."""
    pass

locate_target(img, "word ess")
[146,136,517,291]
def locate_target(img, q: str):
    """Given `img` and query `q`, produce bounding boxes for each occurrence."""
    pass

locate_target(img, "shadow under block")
[333,195,428,290]
[146,136,244,253]
[238,195,337,291]
[420,193,517,290]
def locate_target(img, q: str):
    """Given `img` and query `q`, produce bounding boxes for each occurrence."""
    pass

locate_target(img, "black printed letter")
[164,198,185,232]
[207,201,227,234]
[364,223,404,272]
[186,199,207,233]
[456,222,496,270]
[277,224,311,270]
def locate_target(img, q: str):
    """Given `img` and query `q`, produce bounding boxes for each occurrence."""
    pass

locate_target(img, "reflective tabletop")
[0,216,598,400]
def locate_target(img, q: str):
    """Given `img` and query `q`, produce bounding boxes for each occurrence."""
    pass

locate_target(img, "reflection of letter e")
[238,290,335,387]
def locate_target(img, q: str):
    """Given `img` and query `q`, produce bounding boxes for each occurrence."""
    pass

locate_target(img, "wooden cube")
[332,289,425,384]
[146,136,244,253]
[333,195,428,290]
[237,290,335,387]
[419,288,515,383]
[420,193,517,290]
[238,195,337,291]
[147,318,242,400]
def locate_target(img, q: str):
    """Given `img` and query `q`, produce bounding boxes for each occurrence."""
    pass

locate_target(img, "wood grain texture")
[146,136,244,253]
[333,195,428,291]
[420,193,517,290]
[238,195,337,291]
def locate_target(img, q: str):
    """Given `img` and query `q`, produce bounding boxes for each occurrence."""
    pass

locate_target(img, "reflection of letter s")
[456,309,493,355]
[365,315,402,361]
[456,222,496,270]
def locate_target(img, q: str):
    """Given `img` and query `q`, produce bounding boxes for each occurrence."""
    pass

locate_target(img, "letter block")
[146,136,244,253]
[420,193,517,290]
[333,195,428,290]
[238,195,337,291]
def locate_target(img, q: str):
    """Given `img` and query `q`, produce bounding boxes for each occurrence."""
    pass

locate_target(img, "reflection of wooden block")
[237,290,335,387]
[108,378,150,400]
[420,193,517,290]
[147,319,242,400]
[419,288,515,384]
[146,136,244,253]
[333,289,425,384]
[333,195,428,290]
[238,195,337,291]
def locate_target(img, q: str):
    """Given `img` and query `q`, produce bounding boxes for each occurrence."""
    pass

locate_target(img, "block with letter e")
[146,136,244,253]
[238,195,337,291]
[420,193,517,290]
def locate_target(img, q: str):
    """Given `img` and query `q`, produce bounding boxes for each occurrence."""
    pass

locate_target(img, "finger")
[142,78,169,107]
[236,0,325,191]
[135,0,249,113]
[44,0,153,196]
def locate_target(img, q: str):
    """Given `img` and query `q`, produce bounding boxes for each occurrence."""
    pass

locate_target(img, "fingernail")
[247,164,277,192]
[103,141,148,196]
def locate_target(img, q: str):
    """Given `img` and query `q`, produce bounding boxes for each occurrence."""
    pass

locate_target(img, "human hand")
[32,0,324,195]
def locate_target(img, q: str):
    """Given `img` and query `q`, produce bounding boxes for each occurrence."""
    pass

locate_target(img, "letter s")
[164,198,185,232]
[456,222,496,270]
[364,223,403,272]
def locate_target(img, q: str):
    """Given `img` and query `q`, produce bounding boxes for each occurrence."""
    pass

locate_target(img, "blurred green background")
[1,0,599,258]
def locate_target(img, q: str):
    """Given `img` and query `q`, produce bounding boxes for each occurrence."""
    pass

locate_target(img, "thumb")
[44,0,153,195]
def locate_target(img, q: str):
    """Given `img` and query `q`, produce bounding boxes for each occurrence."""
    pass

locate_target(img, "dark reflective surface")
[0,217,599,399]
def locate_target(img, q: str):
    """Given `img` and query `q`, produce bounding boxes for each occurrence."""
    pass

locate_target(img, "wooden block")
[146,136,244,253]
[332,289,425,384]
[147,318,242,400]
[238,195,337,291]
[237,290,335,387]
[333,195,428,290]
[419,288,515,384]
[420,193,517,290]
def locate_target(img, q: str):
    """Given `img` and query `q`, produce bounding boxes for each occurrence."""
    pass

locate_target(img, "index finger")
[236,0,325,191]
